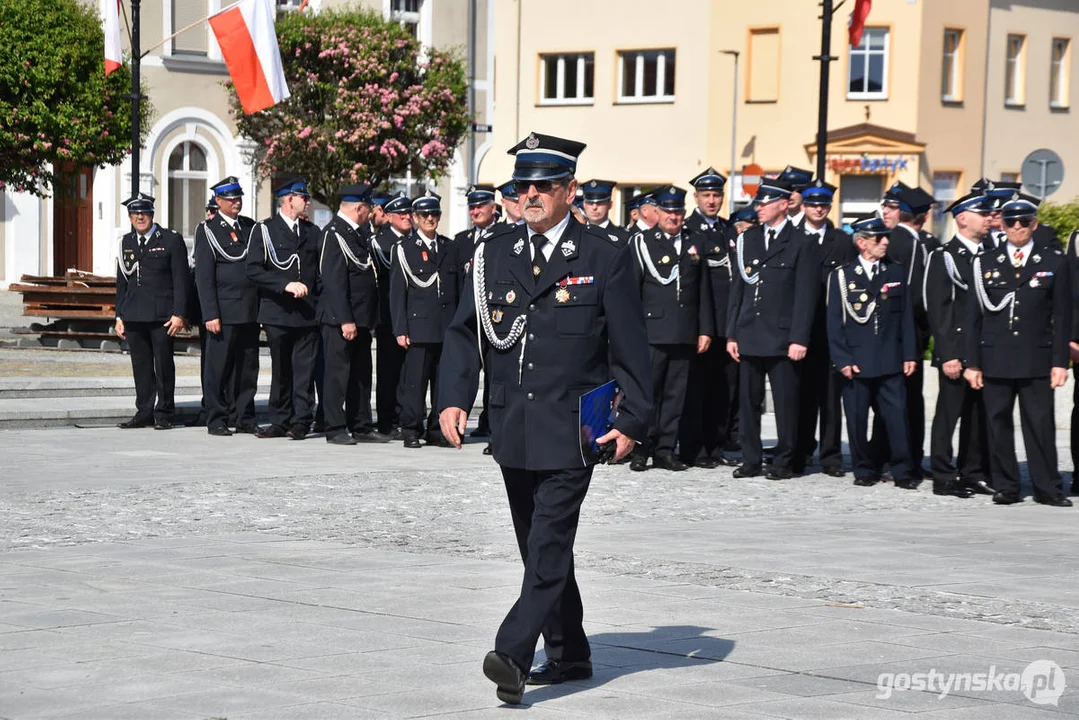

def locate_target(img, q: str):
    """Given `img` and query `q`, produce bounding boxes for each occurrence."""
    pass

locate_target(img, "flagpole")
[140,16,211,58]
[813,0,838,180]
[130,0,142,198]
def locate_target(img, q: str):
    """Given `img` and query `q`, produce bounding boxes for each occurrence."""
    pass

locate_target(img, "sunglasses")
[512,180,565,195]
[1003,217,1034,228]
[414,211,441,219]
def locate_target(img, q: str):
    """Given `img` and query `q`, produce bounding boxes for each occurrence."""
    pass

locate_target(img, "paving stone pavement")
[2,419,1079,719]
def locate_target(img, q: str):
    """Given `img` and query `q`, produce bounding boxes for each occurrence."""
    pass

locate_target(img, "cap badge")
[525,133,540,149]
[590,180,597,188]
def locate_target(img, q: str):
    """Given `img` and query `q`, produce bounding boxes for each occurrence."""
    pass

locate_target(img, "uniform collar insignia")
[561,239,576,256]
[1033,253,1042,263]
[512,237,525,256]
[609,234,620,243]
[997,253,1005,263]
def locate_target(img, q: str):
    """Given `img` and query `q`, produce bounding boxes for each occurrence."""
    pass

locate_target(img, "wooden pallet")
[12,269,118,320]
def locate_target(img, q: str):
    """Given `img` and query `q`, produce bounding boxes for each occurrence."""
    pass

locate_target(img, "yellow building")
[482,0,1079,235]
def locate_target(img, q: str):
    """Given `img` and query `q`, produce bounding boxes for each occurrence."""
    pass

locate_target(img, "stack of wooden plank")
[11,270,116,319]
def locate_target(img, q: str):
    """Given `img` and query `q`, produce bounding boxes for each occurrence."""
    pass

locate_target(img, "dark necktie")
[292,222,300,240]
[868,263,876,281]
[531,234,548,278]
[138,235,147,252]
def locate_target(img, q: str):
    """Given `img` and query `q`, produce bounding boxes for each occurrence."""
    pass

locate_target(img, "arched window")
[167,141,208,240]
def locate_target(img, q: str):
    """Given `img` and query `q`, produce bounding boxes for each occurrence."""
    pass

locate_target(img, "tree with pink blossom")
[228,8,469,206]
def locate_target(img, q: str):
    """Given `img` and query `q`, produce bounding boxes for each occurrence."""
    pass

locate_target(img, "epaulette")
[582,224,623,245]
[483,222,519,243]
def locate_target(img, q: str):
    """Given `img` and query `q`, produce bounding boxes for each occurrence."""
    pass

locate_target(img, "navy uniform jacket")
[588,221,631,247]
[803,222,857,335]
[923,234,998,366]
[317,215,379,329]
[438,219,653,470]
[453,224,498,268]
[372,226,403,330]
[389,232,461,343]
[632,227,715,344]
[1069,230,1079,342]
[193,214,257,325]
[115,225,191,323]
[826,259,916,378]
[920,229,942,253]
[966,246,1072,378]
[726,222,821,356]
[246,214,320,327]
[684,211,735,338]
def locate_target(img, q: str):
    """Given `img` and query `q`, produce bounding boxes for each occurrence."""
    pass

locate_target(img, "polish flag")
[209,0,290,114]
[101,0,122,76]
[848,0,872,48]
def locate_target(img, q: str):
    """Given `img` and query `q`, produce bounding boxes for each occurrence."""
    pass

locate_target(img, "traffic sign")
[1021,149,1064,199]
[472,123,493,133]
[742,163,764,197]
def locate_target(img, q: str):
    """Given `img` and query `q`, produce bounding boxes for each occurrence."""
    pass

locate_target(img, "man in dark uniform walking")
[438,132,651,705]
[247,178,321,440]
[317,183,392,446]
[193,176,259,436]
[390,192,461,448]
[371,194,412,436]
[964,194,1073,506]
[827,217,919,488]
[727,179,820,480]
[629,185,713,472]
[115,193,190,430]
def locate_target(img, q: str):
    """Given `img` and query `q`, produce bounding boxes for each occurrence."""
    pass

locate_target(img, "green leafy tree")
[1037,196,1079,247]
[0,0,150,196]
[229,7,470,206]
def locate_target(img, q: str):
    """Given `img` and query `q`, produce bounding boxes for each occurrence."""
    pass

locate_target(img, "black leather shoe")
[933,481,974,498]
[733,465,762,478]
[656,455,689,471]
[894,479,920,490]
[207,425,233,437]
[483,651,526,705]
[992,492,1021,505]
[352,430,392,443]
[963,478,995,495]
[287,425,308,440]
[1035,496,1072,507]
[256,425,288,439]
[403,436,422,449]
[390,427,404,441]
[470,426,491,438]
[526,658,593,686]
[629,456,649,472]
[766,468,793,481]
[117,417,153,429]
[694,457,721,469]
[823,466,846,478]
[853,477,878,487]
[716,452,741,467]
[482,443,493,455]
[326,432,358,445]
[234,424,259,435]
[153,421,176,430]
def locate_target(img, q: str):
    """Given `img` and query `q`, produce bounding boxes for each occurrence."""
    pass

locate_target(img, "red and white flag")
[101,0,122,76]
[209,0,290,114]
[848,0,872,47]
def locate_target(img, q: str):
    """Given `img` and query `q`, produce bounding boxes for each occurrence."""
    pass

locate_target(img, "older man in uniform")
[499,181,523,225]
[827,217,919,488]
[727,179,820,480]
[624,194,643,232]
[115,193,190,430]
[193,176,259,436]
[634,191,659,232]
[964,195,1072,506]
[247,178,321,440]
[580,179,629,244]
[923,191,997,497]
[438,132,651,705]
[371,194,412,436]
[391,192,461,448]
[317,184,391,445]
[630,185,713,472]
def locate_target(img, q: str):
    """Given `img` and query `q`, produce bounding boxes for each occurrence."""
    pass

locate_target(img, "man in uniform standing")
[391,192,461,448]
[371,194,412,437]
[629,185,712,472]
[115,193,190,430]
[579,179,629,244]
[964,195,1072,507]
[794,180,853,476]
[318,184,391,445]
[634,191,659,233]
[827,217,919,489]
[624,195,642,232]
[193,176,259,436]
[438,132,651,705]
[499,181,523,225]
[924,191,997,497]
[247,179,320,440]
[778,165,814,227]
[727,179,820,480]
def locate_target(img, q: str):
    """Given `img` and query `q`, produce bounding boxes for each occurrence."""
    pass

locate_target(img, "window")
[618,49,676,103]
[1051,38,1070,108]
[167,142,208,241]
[540,53,594,105]
[838,175,883,225]
[941,28,964,102]
[932,171,961,234]
[390,0,422,38]
[848,28,889,99]
[747,28,780,102]
[173,0,208,55]
[1005,34,1026,106]
[1000,171,1019,183]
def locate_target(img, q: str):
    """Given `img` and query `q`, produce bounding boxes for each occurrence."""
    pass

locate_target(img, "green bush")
[1037,196,1079,247]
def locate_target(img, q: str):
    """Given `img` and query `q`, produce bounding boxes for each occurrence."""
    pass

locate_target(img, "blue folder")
[579,380,622,465]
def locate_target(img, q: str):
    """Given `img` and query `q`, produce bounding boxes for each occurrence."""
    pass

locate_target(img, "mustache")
[523,199,545,209]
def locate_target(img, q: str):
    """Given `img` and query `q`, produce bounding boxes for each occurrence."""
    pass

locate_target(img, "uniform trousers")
[313,335,326,426]
[1070,367,1079,473]
[740,355,800,472]
[375,325,405,433]
[264,324,318,431]
[679,344,736,462]
[983,377,1063,500]
[929,370,990,485]
[870,361,925,474]
[321,325,374,435]
[202,322,259,430]
[497,465,593,674]
[125,321,176,424]
[397,342,441,439]
[638,344,693,459]
[796,332,844,470]
[841,373,913,483]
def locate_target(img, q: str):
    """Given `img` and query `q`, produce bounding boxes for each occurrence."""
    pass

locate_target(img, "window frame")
[1005,33,1027,107]
[746,26,781,104]
[931,169,964,236]
[1050,37,1071,109]
[941,27,965,103]
[538,52,595,106]
[847,26,890,100]
[616,48,677,104]
[166,141,210,243]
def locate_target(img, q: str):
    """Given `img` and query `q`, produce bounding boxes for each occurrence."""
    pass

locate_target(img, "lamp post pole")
[721,50,739,214]
[813,0,837,180]
[130,0,142,198]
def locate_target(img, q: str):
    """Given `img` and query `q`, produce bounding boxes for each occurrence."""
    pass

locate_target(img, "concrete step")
[0,377,272,399]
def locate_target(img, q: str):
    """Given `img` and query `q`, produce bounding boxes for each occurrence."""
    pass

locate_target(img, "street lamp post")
[720,50,739,215]
[130,0,142,198]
